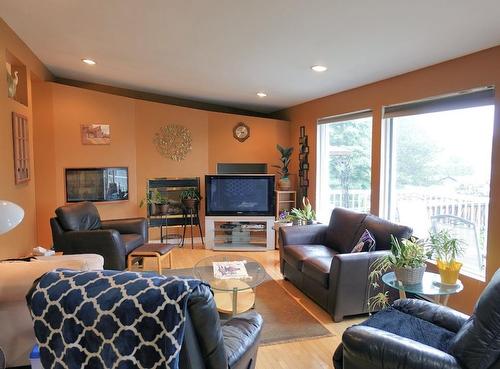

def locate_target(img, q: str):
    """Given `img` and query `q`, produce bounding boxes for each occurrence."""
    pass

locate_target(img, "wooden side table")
[127,243,174,274]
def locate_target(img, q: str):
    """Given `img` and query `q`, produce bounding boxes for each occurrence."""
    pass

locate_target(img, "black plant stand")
[181,206,204,248]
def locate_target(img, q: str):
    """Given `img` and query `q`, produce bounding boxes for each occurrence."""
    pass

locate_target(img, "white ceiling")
[1,0,500,113]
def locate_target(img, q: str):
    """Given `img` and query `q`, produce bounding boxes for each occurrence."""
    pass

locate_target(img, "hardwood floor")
[164,245,363,369]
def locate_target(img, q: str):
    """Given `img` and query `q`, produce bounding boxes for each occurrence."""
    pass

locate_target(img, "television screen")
[205,175,275,216]
[66,167,129,202]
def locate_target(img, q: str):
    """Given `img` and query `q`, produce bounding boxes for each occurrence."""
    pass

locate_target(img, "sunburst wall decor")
[153,124,192,161]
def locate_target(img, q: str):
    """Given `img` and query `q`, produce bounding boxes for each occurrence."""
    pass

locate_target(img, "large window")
[383,89,495,279]
[317,112,373,223]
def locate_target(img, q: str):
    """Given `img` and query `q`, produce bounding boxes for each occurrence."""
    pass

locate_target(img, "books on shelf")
[213,261,249,279]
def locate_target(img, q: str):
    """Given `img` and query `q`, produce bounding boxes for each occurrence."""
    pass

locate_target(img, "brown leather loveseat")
[279,207,412,322]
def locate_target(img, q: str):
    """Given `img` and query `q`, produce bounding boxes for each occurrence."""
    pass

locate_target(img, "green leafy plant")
[272,144,293,179]
[139,189,167,207]
[290,197,316,222]
[367,235,430,312]
[428,229,465,263]
[180,188,201,201]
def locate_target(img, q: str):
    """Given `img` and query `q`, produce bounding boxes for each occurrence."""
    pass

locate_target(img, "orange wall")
[33,82,290,246]
[0,19,52,258]
[279,45,500,313]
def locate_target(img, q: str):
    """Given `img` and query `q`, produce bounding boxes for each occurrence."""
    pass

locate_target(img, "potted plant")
[429,229,465,285]
[140,189,167,215]
[272,144,293,190]
[370,235,430,285]
[274,210,294,228]
[180,188,201,210]
[290,197,316,225]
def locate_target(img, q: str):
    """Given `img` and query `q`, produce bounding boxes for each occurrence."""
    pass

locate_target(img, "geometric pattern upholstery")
[28,269,203,369]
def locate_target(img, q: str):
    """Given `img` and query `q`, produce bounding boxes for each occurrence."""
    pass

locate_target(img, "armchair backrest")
[180,283,228,369]
[55,201,102,231]
[448,268,500,369]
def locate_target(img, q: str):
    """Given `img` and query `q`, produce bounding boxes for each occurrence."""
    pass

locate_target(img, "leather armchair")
[335,269,500,369]
[50,201,148,270]
[180,284,263,369]
[279,208,412,321]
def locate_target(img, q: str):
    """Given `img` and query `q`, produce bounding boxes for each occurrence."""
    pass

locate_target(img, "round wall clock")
[233,122,250,142]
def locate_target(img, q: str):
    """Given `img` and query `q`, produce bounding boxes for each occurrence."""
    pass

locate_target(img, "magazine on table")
[213,261,249,279]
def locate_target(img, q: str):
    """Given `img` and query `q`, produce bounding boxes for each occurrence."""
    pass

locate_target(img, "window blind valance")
[317,109,372,125]
[383,87,495,118]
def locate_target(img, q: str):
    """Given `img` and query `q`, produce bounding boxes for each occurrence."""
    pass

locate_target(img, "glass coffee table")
[193,254,266,316]
[382,271,463,305]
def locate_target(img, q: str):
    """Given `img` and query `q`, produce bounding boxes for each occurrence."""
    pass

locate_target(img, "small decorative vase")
[278,177,291,190]
[150,203,159,215]
[394,265,426,285]
[437,260,462,285]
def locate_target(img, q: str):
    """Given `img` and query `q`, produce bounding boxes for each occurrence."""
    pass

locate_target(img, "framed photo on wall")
[81,124,111,145]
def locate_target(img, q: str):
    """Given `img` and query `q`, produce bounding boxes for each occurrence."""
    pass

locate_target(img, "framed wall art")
[81,124,111,145]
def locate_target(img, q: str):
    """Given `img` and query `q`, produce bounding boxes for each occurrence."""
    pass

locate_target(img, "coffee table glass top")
[382,271,463,296]
[193,254,266,292]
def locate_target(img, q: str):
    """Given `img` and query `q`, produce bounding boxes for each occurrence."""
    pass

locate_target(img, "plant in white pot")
[429,229,465,285]
[272,144,293,190]
[370,235,430,285]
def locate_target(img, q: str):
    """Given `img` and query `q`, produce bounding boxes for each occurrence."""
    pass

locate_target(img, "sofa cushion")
[283,245,337,271]
[55,201,102,231]
[354,215,412,251]
[121,234,144,254]
[302,257,333,288]
[325,208,367,254]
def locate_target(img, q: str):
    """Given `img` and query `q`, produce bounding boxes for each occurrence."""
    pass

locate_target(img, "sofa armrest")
[101,218,148,240]
[392,299,469,333]
[222,311,263,368]
[63,229,126,270]
[342,326,461,369]
[279,224,328,247]
[328,251,390,322]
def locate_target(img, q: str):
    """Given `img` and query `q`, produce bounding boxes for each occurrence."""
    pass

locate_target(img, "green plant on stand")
[140,189,167,215]
[429,229,465,285]
[272,144,293,190]
[367,235,431,312]
[180,188,201,210]
[290,197,316,225]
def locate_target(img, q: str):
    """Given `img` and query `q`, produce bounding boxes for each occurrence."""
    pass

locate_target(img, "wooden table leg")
[156,254,162,274]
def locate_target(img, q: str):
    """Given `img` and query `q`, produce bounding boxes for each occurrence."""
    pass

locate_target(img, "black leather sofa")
[279,207,412,321]
[334,268,500,369]
[50,201,148,270]
[180,283,263,369]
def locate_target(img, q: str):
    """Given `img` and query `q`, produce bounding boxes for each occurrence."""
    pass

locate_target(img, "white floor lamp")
[0,200,24,369]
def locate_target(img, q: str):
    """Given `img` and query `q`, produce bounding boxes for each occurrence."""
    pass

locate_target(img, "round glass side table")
[193,254,266,315]
[382,271,463,305]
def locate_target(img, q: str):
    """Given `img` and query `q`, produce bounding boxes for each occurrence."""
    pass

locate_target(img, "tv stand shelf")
[205,216,275,251]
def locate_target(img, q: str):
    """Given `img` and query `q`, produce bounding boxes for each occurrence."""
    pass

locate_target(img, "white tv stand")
[205,216,275,251]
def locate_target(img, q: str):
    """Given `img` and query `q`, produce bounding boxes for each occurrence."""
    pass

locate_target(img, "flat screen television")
[65,167,129,202]
[205,175,275,216]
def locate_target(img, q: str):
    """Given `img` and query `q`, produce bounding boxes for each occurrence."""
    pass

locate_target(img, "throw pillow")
[351,229,376,253]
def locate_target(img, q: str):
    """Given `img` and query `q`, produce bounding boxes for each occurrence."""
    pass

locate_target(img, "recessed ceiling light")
[257,92,267,98]
[311,65,327,72]
[81,58,96,65]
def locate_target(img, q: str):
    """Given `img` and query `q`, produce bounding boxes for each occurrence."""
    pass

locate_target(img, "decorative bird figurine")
[7,70,19,98]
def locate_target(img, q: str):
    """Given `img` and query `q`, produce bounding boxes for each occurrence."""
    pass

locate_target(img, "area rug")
[162,267,333,345]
